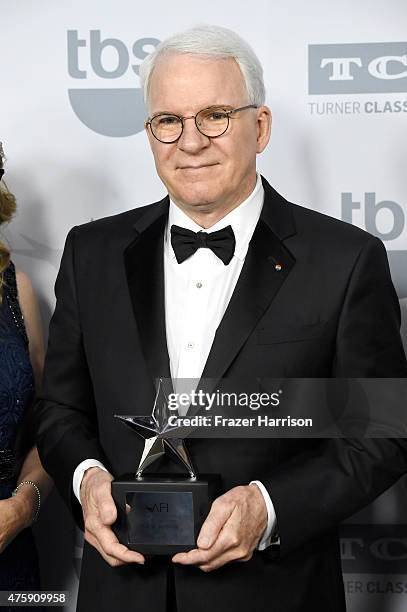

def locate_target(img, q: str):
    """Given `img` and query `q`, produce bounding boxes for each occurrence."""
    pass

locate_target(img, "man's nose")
[177,117,210,153]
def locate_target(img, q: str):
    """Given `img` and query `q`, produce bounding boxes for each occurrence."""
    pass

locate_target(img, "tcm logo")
[341,192,407,299]
[67,30,160,137]
[146,502,169,513]
[341,525,407,574]
[309,42,407,94]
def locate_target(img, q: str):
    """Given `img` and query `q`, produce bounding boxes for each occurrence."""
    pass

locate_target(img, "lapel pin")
[268,255,283,271]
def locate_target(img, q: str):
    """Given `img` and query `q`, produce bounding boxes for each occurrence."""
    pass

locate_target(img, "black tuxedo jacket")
[34,176,407,612]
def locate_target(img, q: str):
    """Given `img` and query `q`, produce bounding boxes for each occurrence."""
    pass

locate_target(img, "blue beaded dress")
[0,260,42,605]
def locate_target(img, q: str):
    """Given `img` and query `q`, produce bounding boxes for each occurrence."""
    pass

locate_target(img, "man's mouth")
[178,163,218,170]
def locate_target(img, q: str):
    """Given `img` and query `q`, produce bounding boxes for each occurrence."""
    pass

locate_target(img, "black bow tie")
[170,224,236,265]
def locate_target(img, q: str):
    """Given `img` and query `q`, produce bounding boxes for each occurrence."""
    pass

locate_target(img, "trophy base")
[111,473,221,555]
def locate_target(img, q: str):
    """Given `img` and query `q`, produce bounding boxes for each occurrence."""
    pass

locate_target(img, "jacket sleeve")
[262,236,407,557]
[34,226,109,531]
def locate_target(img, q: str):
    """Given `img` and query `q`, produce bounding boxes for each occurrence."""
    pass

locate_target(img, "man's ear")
[145,122,154,148]
[256,106,272,154]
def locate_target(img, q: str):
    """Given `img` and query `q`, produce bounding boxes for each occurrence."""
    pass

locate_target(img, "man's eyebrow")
[150,104,234,117]
[150,110,178,116]
[205,104,234,110]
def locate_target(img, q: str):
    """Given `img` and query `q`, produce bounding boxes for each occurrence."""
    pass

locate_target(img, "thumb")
[98,492,117,525]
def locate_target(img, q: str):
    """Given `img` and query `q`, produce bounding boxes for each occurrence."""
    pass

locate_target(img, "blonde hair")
[0,143,17,303]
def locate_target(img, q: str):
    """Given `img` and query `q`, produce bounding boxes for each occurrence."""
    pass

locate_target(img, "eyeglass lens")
[150,107,229,142]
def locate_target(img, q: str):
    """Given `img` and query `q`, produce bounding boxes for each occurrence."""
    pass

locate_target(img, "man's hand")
[80,466,145,567]
[172,483,267,572]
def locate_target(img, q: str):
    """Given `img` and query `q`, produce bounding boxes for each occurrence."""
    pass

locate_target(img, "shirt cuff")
[73,459,109,504]
[250,480,279,550]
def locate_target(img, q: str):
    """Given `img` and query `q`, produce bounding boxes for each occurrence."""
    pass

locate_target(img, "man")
[34,25,407,612]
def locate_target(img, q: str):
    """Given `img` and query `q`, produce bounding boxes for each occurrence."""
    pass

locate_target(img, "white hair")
[139,24,266,110]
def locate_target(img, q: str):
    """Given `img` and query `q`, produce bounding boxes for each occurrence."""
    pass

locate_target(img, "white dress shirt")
[73,173,277,549]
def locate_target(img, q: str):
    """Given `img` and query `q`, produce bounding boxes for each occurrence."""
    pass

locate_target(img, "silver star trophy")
[114,377,196,478]
[111,378,220,555]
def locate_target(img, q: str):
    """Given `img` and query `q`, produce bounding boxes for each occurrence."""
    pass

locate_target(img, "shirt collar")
[166,173,264,262]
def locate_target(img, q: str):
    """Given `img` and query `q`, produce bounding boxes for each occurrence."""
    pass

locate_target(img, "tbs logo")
[309,42,407,94]
[342,192,405,241]
[67,30,160,137]
[342,192,407,299]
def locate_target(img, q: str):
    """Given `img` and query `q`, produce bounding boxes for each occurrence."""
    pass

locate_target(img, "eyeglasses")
[146,104,258,143]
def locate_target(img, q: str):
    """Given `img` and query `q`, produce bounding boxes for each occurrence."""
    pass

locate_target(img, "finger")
[173,508,245,566]
[85,532,126,567]
[87,518,144,564]
[197,497,235,549]
[172,548,207,565]
[98,525,145,564]
[197,524,252,571]
[172,529,236,565]
[199,548,252,572]
[173,537,248,570]
[86,532,142,567]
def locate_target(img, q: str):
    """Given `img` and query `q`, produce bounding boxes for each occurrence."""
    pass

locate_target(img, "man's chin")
[171,187,222,210]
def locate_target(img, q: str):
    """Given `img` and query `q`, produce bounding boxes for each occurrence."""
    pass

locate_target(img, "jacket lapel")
[198,176,297,393]
[123,196,171,391]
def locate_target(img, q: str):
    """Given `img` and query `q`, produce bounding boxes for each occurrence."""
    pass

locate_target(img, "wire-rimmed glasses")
[146,104,258,143]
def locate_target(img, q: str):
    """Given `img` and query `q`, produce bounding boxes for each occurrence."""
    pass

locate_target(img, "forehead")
[148,53,247,114]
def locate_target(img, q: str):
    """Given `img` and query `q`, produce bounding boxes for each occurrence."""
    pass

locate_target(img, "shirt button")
[187,341,195,349]
[196,282,203,288]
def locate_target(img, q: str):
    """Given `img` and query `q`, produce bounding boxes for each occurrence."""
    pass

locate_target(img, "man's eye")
[157,116,179,125]
[208,112,227,121]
